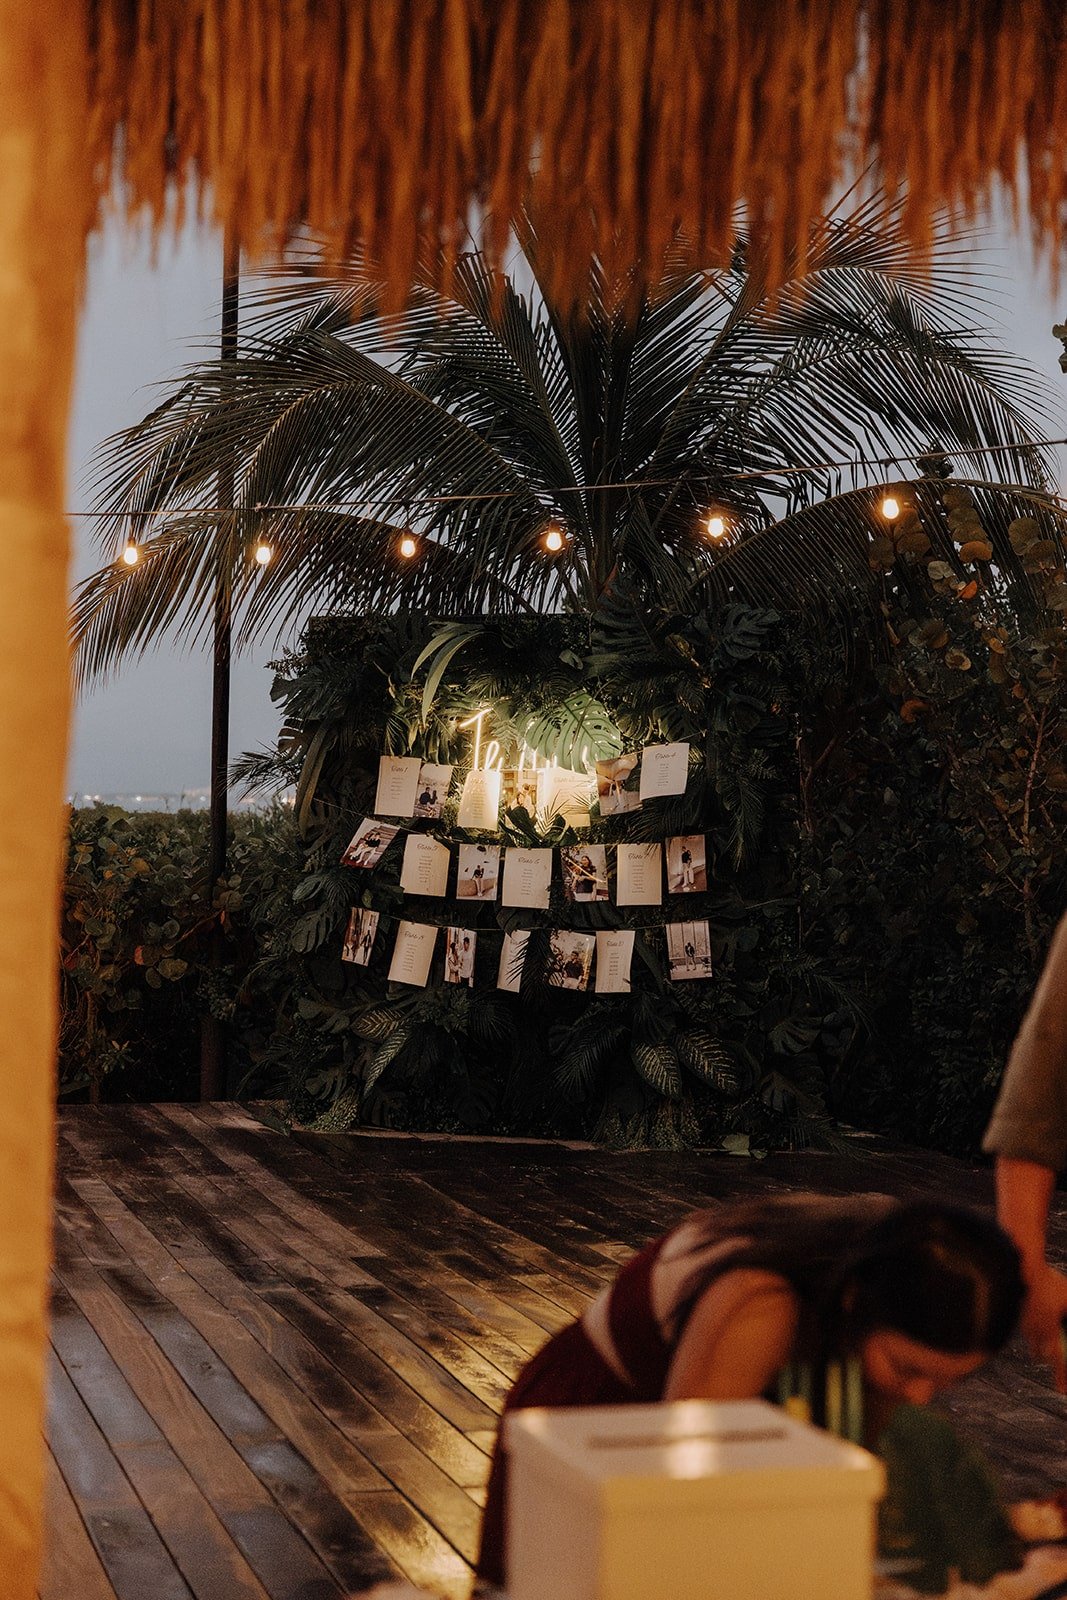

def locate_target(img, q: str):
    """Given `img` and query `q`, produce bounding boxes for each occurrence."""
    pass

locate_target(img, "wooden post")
[199,227,240,1101]
[0,3,86,1592]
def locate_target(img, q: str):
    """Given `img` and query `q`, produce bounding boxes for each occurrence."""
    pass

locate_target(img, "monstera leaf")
[523,692,623,768]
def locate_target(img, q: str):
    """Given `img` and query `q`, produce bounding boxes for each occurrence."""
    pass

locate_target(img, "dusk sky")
[66,215,1067,799]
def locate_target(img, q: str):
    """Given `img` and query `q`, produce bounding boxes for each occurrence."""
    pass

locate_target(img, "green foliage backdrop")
[61,483,1066,1152]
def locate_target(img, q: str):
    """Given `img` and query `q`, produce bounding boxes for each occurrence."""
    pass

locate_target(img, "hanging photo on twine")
[667,834,707,894]
[342,907,380,967]
[547,930,595,991]
[560,844,609,903]
[444,927,477,987]
[413,761,453,820]
[457,843,500,900]
[596,753,641,815]
[341,819,399,869]
[666,921,712,981]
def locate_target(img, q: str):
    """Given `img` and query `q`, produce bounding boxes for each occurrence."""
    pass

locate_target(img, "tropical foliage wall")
[62,472,1067,1151]
[67,203,1067,1148]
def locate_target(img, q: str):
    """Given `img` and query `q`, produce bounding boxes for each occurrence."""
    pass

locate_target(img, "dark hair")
[675,1194,1023,1358]
[827,1201,1024,1355]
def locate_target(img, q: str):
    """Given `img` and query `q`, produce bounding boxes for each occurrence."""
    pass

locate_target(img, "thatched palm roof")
[88,0,1067,301]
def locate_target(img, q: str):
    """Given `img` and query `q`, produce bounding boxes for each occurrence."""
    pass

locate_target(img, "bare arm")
[984,914,1067,1388]
[995,1156,1067,1390]
[664,1269,799,1401]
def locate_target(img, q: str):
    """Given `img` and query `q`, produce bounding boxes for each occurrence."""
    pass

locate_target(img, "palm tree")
[74,194,1062,678]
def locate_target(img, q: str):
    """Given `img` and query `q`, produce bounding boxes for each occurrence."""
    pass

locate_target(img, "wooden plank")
[41,1446,116,1600]
[46,1351,193,1600]
[50,1219,359,1600]
[61,1179,408,1594]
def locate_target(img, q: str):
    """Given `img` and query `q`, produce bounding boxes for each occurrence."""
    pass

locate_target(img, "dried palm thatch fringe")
[86,0,1067,306]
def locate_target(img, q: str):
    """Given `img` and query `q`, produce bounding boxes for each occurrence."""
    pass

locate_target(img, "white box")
[506,1398,885,1600]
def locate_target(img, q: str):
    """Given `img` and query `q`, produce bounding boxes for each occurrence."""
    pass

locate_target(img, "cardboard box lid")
[506,1399,885,1512]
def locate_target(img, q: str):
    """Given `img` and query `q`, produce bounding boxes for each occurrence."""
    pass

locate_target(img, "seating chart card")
[595,929,634,994]
[374,755,422,817]
[497,930,530,992]
[388,921,438,987]
[502,847,553,909]
[615,843,662,906]
[638,741,690,800]
[456,767,502,829]
[399,834,450,897]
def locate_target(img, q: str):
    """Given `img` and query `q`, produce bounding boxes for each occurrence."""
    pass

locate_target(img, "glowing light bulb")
[543,522,565,553]
[399,533,418,559]
[122,542,139,567]
[705,512,727,540]
[254,542,273,566]
[881,495,901,521]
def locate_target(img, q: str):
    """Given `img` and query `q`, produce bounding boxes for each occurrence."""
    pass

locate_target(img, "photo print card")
[547,930,595,991]
[456,767,502,830]
[497,930,530,993]
[501,847,553,909]
[388,921,438,987]
[399,834,450,897]
[413,762,453,820]
[456,843,500,900]
[501,768,540,816]
[341,818,400,869]
[615,843,662,906]
[596,753,642,816]
[595,929,634,994]
[666,833,707,895]
[537,766,593,827]
[444,927,477,987]
[341,907,380,966]
[560,844,609,903]
[374,755,422,817]
[638,741,690,800]
[666,920,712,981]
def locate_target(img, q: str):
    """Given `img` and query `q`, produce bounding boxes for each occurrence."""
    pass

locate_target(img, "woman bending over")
[476,1193,1023,1587]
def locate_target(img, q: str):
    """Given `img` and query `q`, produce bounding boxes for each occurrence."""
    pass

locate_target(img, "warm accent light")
[121,541,139,566]
[399,533,418,559]
[881,495,901,521]
[254,542,273,566]
[705,512,727,540]
[542,521,565,553]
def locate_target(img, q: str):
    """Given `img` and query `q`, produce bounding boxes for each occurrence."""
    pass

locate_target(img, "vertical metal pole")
[199,226,240,1100]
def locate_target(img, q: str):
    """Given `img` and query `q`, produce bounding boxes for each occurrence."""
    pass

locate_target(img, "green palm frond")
[73,197,1062,681]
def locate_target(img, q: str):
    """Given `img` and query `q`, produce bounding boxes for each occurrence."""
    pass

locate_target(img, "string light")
[704,511,728,540]
[254,542,273,566]
[542,520,565,553]
[121,541,139,566]
[398,532,418,559]
[880,495,901,521]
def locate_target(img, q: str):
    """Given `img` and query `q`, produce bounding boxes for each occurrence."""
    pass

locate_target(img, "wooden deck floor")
[46,1105,1067,1600]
